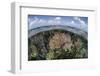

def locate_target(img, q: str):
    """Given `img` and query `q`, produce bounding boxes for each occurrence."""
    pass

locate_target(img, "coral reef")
[28,29,88,61]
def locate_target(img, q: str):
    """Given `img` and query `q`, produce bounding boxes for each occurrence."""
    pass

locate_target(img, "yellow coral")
[49,32,72,50]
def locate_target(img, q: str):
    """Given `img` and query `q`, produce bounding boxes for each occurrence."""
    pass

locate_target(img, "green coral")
[46,50,54,60]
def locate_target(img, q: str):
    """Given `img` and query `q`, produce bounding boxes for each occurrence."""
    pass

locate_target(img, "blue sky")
[28,15,88,32]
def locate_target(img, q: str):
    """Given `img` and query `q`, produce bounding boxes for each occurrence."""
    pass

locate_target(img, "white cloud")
[47,20,61,25]
[38,19,46,24]
[29,16,87,31]
[79,19,85,25]
[48,20,54,24]
[29,17,49,30]
[73,17,86,25]
[29,17,39,27]
[56,20,61,24]
[55,17,61,20]
[74,17,79,20]
[71,21,75,24]
[29,16,62,29]
[73,17,87,31]
[54,17,62,25]
[47,17,62,25]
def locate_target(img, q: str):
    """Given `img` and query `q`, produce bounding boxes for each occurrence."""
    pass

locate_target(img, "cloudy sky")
[28,15,88,32]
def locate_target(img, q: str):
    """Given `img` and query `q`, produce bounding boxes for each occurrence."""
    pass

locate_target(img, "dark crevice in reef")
[28,29,88,61]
